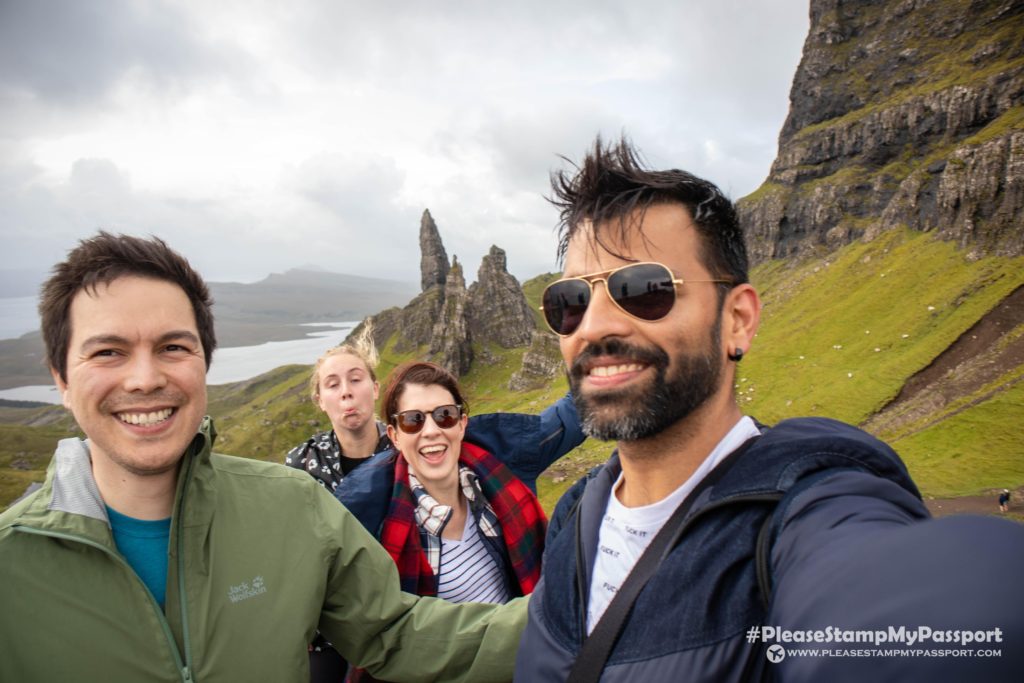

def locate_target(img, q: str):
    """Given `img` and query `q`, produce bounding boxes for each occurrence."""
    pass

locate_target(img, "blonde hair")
[309,319,380,403]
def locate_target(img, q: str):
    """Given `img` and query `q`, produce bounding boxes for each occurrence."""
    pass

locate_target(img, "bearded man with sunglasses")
[514,137,1023,682]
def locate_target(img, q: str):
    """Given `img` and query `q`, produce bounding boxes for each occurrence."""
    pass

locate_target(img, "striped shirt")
[437,501,511,604]
[409,468,503,577]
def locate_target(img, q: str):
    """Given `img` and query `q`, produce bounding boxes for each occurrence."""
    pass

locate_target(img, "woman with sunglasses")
[288,326,582,500]
[337,361,571,657]
[289,334,582,681]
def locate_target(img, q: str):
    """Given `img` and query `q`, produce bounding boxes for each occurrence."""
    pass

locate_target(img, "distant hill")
[210,268,417,346]
[0,268,418,389]
[212,269,417,326]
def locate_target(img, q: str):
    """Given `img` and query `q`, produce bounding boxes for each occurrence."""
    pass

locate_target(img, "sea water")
[0,321,357,404]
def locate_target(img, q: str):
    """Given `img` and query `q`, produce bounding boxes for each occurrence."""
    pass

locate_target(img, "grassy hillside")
[747,228,1021,421]
[207,365,323,460]
[744,227,1024,498]
[2,241,1022,511]
[0,423,76,506]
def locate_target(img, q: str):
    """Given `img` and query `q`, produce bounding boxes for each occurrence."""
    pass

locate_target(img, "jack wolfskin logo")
[228,575,267,603]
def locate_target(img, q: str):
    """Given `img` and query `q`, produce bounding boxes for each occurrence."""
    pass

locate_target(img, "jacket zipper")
[176,446,198,682]
[12,524,192,683]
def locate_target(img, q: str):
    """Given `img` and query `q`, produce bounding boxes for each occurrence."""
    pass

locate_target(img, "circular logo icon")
[766,644,786,663]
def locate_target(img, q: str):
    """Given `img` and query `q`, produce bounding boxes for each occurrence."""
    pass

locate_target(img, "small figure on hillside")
[999,489,1011,513]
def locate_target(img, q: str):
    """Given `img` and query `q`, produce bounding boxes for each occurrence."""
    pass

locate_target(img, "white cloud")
[0,0,810,284]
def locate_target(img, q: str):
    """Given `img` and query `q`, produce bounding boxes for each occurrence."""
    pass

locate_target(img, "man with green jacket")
[0,231,525,682]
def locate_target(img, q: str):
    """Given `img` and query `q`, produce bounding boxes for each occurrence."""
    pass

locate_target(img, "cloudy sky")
[0,0,809,291]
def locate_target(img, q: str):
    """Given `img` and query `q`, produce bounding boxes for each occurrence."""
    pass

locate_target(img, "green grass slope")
[207,365,324,460]
[745,227,1024,497]
[0,424,76,506]
[893,380,1024,497]
[747,228,1020,421]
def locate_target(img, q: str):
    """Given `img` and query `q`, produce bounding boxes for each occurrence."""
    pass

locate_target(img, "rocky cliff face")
[355,211,535,376]
[467,246,536,348]
[391,287,445,353]
[738,0,1024,263]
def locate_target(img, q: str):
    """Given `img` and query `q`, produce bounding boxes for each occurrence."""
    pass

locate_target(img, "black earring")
[728,347,744,362]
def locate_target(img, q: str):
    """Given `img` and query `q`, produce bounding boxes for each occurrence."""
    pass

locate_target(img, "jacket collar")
[15,417,217,531]
[48,438,107,522]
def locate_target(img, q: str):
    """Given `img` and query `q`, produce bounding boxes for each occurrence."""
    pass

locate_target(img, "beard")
[568,327,722,443]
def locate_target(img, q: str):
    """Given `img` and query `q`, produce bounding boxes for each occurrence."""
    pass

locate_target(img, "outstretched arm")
[769,472,1024,681]
[316,483,528,682]
[464,392,585,490]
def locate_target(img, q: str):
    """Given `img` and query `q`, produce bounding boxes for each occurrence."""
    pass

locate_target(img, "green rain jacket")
[0,418,526,682]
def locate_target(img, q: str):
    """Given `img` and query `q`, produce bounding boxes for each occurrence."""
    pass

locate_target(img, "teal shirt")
[106,505,171,607]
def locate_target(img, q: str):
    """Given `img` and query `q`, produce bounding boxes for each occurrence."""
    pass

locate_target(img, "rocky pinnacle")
[419,209,450,292]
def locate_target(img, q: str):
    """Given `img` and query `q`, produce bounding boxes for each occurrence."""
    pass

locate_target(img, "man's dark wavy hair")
[549,135,749,286]
[40,231,217,382]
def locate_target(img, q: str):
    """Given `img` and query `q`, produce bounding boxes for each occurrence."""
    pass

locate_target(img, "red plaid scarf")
[379,441,548,597]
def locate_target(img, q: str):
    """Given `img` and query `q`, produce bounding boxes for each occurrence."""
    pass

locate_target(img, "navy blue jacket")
[336,393,586,594]
[516,417,1024,682]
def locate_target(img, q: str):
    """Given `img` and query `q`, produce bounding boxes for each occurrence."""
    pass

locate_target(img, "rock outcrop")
[352,212,535,377]
[419,209,450,292]
[347,308,400,354]
[509,331,564,391]
[738,0,1024,262]
[392,287,445,353]
[467,246,535,348]
[429,258,474,376]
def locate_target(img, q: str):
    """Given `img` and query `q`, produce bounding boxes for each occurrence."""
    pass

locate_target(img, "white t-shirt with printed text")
[586,416,761,633]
